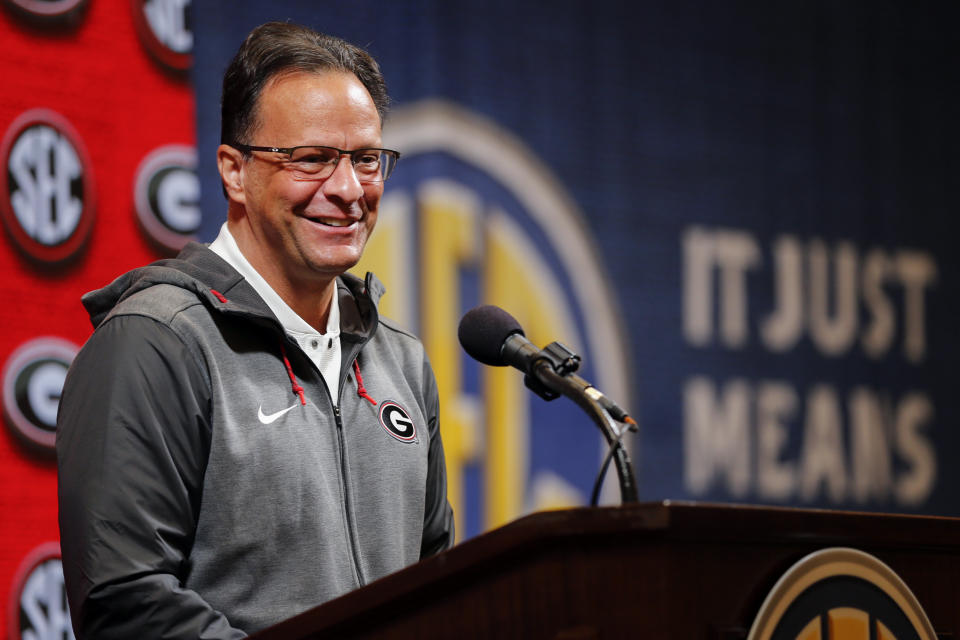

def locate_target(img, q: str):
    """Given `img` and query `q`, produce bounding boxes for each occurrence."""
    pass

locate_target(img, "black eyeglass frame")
[229,142,401,182]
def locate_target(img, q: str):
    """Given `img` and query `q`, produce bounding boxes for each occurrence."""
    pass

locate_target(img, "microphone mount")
[458,304,639,505]
[521,341,581,401]
[509,338,638,505]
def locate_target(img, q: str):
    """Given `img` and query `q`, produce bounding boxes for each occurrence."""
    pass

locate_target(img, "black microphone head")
[458,305,525,366]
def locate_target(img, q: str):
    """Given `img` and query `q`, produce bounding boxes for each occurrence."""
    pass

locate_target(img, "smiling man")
[56,22,454,638]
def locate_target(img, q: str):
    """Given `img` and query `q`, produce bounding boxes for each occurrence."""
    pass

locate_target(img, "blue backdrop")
[192,1,960,536]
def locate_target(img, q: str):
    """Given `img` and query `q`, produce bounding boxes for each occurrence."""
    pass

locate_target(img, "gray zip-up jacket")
[56,243,454,638]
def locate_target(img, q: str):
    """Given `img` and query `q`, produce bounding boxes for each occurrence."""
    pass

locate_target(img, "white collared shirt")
[209,223,342,403]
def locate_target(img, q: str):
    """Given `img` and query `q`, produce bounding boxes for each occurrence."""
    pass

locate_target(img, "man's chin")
[304,250,364,280]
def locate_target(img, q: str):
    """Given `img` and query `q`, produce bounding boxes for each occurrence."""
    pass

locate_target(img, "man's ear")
[217,144,246,204]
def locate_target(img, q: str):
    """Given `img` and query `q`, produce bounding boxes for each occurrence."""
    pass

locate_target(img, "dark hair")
[220,21,389,145]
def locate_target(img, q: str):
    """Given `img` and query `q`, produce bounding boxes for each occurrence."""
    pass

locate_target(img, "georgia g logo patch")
[379,401,417,443]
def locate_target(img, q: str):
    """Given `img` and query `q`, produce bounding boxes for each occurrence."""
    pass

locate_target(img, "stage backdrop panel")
[0,1,195,636]
[193,1,960,539]
[1,1,958,636]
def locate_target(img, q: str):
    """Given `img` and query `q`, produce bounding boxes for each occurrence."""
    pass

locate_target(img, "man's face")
[235,71,383,288]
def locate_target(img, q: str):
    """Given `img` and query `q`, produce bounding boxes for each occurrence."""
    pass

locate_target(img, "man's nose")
[321,155,365,204]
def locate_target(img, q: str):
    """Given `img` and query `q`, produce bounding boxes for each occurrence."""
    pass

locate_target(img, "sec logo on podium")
[748,547,936,640]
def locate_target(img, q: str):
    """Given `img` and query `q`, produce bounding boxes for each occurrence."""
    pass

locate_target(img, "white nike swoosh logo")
[257,402,300,424]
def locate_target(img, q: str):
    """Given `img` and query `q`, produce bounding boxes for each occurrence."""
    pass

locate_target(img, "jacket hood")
[82,242,385,339]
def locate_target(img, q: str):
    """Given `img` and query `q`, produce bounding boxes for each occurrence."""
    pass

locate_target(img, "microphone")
[457,305,545,372]
[458,305,634,425]
[458,304,639,505]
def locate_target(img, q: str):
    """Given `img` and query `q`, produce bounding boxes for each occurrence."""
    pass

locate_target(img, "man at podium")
[56,21,454,638]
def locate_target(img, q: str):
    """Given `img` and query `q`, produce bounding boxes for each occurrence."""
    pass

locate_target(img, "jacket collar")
[82,242,384,344]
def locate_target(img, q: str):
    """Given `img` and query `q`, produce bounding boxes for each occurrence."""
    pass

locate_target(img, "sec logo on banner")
[133,144,200,254]
[6,542,75,640]
[131,0,193,73]
[2,337,78,454]
[0,109,95,267]
[355,100,632,538]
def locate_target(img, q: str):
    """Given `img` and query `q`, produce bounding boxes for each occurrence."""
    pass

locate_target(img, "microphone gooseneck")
[457,304,638,505]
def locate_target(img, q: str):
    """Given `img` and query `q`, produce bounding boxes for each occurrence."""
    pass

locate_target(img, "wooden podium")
[250,502,960,639]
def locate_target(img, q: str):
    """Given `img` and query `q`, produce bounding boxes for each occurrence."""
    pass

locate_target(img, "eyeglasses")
[230,143,400,183]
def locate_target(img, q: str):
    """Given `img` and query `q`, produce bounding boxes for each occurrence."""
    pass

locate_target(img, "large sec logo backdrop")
[188,0,959,530]
[353,100,634,538]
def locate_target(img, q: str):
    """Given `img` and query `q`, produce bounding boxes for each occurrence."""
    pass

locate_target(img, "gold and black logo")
[748,547,936,640]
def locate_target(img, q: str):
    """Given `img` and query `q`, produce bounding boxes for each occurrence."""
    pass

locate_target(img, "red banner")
[0,1,194,634]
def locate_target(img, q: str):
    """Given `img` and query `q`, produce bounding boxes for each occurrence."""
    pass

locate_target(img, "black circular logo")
[2,337,78,453]
[378,401,417,442]
[134,144,199,255]
[8,542,75,640]
[0,109,95,267]
[748,548,936,640]
[131,0,193,73]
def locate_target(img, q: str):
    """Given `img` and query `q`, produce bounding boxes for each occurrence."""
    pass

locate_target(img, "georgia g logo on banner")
[133,144,200,254]
[353,101,633,539]
[2,336,78,454]
[0,108,94,267]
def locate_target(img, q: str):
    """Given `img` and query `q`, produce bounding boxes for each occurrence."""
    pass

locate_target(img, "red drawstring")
[353,359,376,405]
[279,342,307,406]
[273,339,376,409]
[208,291,307,408]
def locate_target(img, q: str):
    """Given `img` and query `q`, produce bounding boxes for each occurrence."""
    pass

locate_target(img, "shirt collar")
[208,222,340,337]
